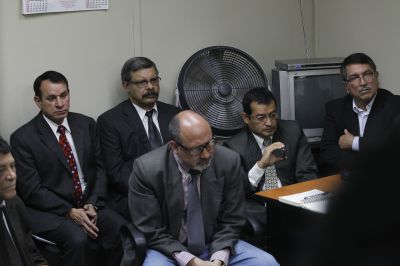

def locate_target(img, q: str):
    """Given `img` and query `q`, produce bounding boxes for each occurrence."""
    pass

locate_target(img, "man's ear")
[241,112,250,125]
[34,96,41,109]
[169,140,178,151]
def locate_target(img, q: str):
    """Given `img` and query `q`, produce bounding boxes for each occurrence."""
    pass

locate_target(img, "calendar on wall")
[22,0,109,15]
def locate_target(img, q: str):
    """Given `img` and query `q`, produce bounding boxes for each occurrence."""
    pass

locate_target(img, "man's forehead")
[346,64,373,74]
[250,101,276,113]
[0,153,14,167]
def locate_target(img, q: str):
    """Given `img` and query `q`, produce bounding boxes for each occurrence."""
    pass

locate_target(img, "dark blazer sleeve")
[7,197,48,266]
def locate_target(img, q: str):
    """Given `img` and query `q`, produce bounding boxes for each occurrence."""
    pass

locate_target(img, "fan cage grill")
[178,46,268,137]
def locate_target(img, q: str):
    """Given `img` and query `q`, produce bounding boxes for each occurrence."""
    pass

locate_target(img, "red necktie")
[57,125,84,207]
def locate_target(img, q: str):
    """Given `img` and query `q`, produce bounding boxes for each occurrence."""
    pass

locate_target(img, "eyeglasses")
[128,76,161,89]
[250,112,279,123]
[176,137,217,156]
[345,71,375,85]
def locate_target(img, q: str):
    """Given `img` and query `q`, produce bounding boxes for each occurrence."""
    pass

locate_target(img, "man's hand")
[339,129,355,150]
[257,141,286,169]
[187,257,223,266]
[83,204,98,225]
[68,208,99,239]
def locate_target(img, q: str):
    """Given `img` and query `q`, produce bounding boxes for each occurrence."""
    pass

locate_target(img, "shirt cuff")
[173,251,196,266]
[210,249,230,266]
[248,163,265,187]
[352,136,360,151]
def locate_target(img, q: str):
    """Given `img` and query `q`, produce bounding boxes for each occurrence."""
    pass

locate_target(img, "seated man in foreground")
[224,87,318,224]
[0,136,48,266]
[129,110,279,266]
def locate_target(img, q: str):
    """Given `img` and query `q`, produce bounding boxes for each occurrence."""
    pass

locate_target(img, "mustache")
[143,91,159,98]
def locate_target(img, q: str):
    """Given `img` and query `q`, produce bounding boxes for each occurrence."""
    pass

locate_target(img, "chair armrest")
[120,223,147,266]
[245,216,265,236]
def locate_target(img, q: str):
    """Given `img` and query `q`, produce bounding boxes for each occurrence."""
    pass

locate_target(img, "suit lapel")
[363,90,384,136]
[34,114,71,172]
[247,130,262,164]
[122,100,151,150]
[157,103,170,142]
[344,96,359,134]
[68,115,85,169]
[166,149,184,236]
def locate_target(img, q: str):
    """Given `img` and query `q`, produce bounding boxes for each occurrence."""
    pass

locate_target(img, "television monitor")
[271,68,346,143]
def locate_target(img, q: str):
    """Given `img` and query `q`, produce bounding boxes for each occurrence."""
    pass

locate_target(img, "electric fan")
[177,46,269,138]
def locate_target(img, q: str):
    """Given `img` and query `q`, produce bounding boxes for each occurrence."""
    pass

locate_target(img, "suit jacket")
[97,100,180,199]
[224,120,318,196]
[0,196,47,266]
[128,145,246,256]
[320,89,400,174]
[10,112,107,233]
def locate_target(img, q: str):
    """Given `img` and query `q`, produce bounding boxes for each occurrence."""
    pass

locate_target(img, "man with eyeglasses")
[97,57,180,220]
[224,87,317,225]
[129,110,279,266]
[320,52,400,176]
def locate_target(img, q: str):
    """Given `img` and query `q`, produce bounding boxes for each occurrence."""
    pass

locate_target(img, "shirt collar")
[0,200,5,208]
[252,132,273,149]
[42,115,71,136]
[352,93,376,115]
[131,102,158,121]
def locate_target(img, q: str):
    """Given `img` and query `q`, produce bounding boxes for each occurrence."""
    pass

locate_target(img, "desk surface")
[255,174,342,201]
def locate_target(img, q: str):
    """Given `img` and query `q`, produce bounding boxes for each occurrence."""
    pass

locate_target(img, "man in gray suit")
[129,110,279,266]
[224,87,318,224]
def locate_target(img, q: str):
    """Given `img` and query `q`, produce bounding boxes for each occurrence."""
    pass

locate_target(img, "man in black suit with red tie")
[0,136,47,266]
[11,71,124,266]
[97,57,180,220]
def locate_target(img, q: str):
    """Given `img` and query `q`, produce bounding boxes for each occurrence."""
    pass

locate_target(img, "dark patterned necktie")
[0,207,24,266]
[262,138,279,190]
[145,110,163,149]
[57,125,84,207]
[186,170,205,255]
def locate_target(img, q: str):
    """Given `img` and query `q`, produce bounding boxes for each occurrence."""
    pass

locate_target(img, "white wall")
[0,0,314,140]
[315,0,400,94]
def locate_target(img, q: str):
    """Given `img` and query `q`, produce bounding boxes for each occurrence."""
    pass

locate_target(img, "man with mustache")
[320,52,400,176]
[224,87,317,227]
[0,137,48,266]
[97,57,180,220]
[129,110,279,266]
[10,71,124,266]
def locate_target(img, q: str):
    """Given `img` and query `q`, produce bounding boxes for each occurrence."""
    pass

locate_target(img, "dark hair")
[242,87,277,116]
[340,53,377,81]
[168,114,181,143]
[0,136,11,155]
[33,70,69,98]
[121,57,159,83]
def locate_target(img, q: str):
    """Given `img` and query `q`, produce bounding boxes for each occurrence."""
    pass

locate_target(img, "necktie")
[261,138,279,190]
[145,110,163,149]
[57,125,84,207]
[0,207,24,266]
[186,170,205,255]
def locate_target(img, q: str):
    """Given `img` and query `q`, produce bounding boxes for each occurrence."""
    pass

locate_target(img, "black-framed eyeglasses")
[128,76,161,89]
[250,112,279,123]
[176,137,217,156]
[345,70,375,85]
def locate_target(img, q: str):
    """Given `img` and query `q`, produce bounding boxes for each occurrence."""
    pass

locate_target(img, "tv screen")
[294,74,346,133]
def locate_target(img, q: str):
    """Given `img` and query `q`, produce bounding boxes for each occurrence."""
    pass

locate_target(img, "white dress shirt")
[351,94,376,151]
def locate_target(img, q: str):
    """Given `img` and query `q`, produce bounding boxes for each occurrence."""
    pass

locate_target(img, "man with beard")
[129,110,279,266]
[320,53,400,176]
[97,57,180,220]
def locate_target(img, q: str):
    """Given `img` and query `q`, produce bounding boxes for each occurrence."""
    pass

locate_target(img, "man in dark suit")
[10,71,124,266]
[320,53,400,175]
[97,57,180,220]
[0,137,48,266]
[129,110,279,266]
[224,87,318,224]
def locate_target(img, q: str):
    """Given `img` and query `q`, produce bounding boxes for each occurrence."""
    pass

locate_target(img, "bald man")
[128,110,278,266]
